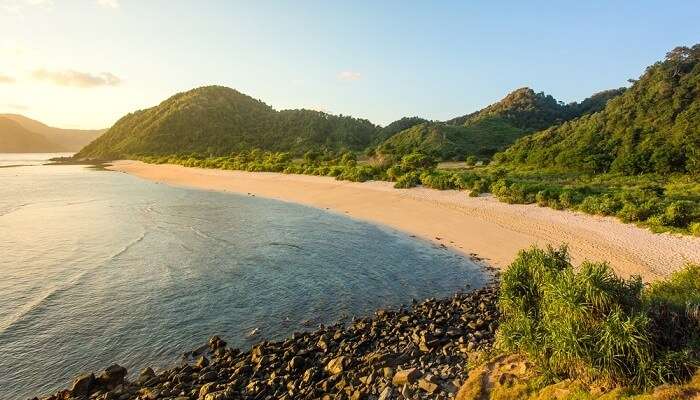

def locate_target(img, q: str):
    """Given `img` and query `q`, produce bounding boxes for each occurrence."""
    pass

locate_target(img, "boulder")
[97,364,127,388]
[325,356,350,375]
[70,373,95,397]
[392,368,422,386]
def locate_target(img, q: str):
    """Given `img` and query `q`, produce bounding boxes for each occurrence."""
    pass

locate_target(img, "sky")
[0,1,699,129]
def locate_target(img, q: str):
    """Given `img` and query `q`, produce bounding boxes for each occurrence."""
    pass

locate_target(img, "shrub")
[662,201,696,227]
[469,179,490,197]
[386,165,404,182]
[327,165,345,177]
[558,188,586,208]
[617,201,659,223]
[465,155,478,166]
[579,194,622,216]
[535,188,561,207]
[400,152,437,172]
[394,171,421,188]
[420,171,457,190]
[451,171,480,190]
[497,246,698,388]
[691,222,700,237]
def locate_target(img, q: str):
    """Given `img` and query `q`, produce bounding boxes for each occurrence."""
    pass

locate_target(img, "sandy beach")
[108,160,700,281]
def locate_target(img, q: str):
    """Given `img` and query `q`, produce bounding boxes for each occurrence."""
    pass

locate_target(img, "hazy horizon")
[1,0,699,129]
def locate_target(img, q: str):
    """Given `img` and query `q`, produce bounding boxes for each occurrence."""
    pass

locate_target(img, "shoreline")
[108,160,700,281]
[36,286,501,400]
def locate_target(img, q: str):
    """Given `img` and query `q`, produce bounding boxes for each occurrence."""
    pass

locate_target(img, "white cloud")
[0,0,53,15]
[0,74,15,83]
[337,71,362,81]
[4,103,28,110]
[96,0,119,9]
[32,69,122,88]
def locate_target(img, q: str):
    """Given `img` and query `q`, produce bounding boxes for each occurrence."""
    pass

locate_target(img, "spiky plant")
[496,246,699,388]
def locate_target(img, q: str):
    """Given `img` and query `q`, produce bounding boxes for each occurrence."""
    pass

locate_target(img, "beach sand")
[108,160,700,281]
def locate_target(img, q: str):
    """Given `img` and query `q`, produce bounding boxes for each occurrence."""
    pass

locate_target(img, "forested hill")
[75,86,380,159]
[374,87,624,161]
[495,45,700,175]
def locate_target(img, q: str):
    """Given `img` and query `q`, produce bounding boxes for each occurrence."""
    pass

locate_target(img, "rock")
[288,355,305,371]
[196,355,209,369]
[96,364,127,389]
[34,285,502,400]
[199,382,217,398]
[138,367,156,383]
[199,371,219,383]
[325,356,350,375]
[208,335,226,350]
[378,386,392,400]
[70,373,95,397]
[418,374,440,394]
[392,368,422,386]
[203,390,231,400]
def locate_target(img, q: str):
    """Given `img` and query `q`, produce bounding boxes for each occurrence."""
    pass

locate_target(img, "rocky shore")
[33,286,499,400]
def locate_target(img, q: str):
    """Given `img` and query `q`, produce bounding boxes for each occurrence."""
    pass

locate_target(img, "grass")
[496,246,699,390]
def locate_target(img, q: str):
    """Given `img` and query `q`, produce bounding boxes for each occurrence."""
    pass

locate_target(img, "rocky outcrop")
[32,286,499,400]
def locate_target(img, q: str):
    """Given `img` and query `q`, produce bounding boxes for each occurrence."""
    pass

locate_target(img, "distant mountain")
[0,117,67,153]
[495,44,700,175]
[76,86,380,159]
[0,114,104,152]
[376,87,624,160]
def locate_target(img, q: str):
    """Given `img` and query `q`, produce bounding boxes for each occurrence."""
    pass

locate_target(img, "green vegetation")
[134,150,699,234]
[76,86,380,159]
[496,45,700,175]
[79,44,700,235]
[374,87,624,162]
[497,246,699,389]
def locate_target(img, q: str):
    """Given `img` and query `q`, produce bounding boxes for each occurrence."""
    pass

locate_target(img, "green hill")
[375,116,429,143]
[376,88,623,161]
[76,86,379,159]
[0,117,67,153]
[495,45,700,175]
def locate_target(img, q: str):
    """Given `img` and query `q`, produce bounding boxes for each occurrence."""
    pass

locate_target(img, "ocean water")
[0,154,489,399]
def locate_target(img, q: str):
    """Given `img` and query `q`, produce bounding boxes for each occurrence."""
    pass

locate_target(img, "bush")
[535,188,562,207]
[691,222,700,237]
[578,194,622,216]
[618,201,658,223]
[662,201,696,227]
[497,246,698,388]
[386,165,404,182]
[400,152,437,172]
[394,171,421,188]
[338,165,378,182]
[420,171,457,190]
[465,155,478,166]
[451,171,480,190]
[469,179,490,197]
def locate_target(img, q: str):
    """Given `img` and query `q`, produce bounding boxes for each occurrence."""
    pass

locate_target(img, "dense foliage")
[496,45,700,175]
[376,87,623,161]
[76,86,380,159]
[374,116,428,143]
[497,246,699,388]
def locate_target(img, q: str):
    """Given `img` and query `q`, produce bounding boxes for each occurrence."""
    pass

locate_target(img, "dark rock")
[70,373,95,397]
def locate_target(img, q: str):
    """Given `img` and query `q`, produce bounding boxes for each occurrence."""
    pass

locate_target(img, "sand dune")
[108,160,700,281]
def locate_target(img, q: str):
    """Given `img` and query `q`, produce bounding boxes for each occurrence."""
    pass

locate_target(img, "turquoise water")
[0,155,489,399]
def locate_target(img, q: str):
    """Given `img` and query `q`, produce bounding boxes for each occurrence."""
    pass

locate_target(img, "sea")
[0,153,489,399]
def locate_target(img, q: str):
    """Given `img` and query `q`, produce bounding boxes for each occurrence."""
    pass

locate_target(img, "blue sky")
[1,0,699,129]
